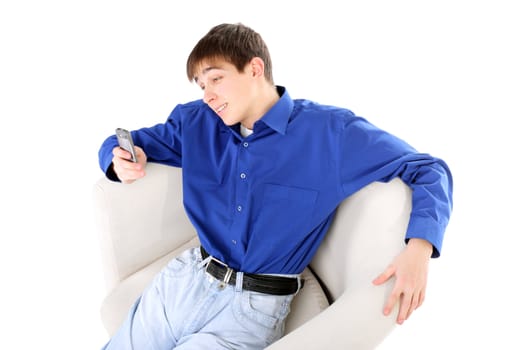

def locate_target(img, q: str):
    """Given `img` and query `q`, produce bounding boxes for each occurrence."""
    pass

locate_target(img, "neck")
[242,84,279,129]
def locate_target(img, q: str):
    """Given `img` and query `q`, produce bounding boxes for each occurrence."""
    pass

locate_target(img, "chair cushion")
[100,237,329,337]
[284,267,329,334]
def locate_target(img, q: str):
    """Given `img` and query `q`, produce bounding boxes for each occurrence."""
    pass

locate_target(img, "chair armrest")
[268,178,411,349]
[267,281,398,349]
[93,163,195,291]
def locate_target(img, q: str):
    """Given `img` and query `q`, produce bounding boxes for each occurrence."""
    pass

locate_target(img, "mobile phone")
[115,128,138,162]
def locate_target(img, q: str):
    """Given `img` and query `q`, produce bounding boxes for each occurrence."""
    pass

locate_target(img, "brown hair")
[186,23,274,84]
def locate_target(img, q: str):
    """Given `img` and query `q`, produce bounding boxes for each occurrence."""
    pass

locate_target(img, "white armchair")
[93,162,411,349]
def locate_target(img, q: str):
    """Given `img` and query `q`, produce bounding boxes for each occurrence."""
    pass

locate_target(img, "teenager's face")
[194,59,257,127]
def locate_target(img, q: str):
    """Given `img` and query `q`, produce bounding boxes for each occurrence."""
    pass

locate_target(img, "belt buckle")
[206,256,234,290]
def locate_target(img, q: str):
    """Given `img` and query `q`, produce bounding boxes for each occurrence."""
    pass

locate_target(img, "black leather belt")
[200,246,303,296]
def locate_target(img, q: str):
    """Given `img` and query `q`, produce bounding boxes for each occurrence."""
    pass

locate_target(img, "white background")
[1,1,523,349]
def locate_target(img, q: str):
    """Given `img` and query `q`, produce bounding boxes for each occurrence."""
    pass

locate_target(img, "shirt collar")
[255,85,293,135]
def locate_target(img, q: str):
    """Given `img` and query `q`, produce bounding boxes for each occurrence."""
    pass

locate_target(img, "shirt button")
[243,142,249,148]
[240,173,246,179]
[237,205,242,212]
[232,239,237,245]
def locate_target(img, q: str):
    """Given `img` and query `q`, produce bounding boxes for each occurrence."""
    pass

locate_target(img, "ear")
[248,57,265,78]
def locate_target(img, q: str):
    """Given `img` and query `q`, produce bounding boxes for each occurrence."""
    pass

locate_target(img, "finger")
[397,292,413,324]
[373,264,395,285]
[114,160,137,175]
[404,283,426,318]
[405,293,418,321]
[114,150,142,169]
[113,146,135,162]
[112,146,126,158]
[383,288,400,316]
[113,157,145,183]
[399,289,425,324]
[120,149,135,162]
[416,288,426,309]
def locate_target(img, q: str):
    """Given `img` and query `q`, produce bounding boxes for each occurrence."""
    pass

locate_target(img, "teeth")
[216,103,227,112]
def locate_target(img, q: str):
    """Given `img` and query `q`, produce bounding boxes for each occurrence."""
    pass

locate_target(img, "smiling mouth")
[215,103,227,113]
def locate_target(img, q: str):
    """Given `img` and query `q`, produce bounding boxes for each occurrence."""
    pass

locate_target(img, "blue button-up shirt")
[99,86,453,274]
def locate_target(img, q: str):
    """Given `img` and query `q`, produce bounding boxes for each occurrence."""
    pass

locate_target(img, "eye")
[212,76,222,83]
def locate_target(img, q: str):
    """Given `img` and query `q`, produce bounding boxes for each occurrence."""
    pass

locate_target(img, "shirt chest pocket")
[254,184,319,232]
[263,183,318,203]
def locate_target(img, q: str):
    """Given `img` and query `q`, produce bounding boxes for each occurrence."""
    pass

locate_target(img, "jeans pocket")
[161,247,199,278]
[233,291,293,343]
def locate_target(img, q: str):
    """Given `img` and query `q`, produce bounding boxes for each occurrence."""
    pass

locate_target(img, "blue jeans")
[101,247,295,349]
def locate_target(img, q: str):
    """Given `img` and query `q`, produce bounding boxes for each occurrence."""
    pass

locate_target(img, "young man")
[98,23,453,349]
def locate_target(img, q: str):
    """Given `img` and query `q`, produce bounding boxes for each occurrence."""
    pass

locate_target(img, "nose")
[203,87,216,105]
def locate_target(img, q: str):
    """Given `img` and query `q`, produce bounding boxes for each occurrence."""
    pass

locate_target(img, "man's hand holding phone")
[113,128,147,184]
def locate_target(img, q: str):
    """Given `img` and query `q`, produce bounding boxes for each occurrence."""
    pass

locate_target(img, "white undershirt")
[240,124,253,138]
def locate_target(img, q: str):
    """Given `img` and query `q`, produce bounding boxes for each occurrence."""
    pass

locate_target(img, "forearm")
[98,135,119,177]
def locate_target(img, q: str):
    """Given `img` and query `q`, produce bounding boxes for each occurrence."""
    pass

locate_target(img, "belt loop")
[198,255,212,269]
[294,276,303,295]
[235,272,244,292]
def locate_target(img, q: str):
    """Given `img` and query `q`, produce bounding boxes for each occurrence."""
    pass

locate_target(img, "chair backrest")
[309,178,411,302]
[95,162,411,298]
[93,162,195,290]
